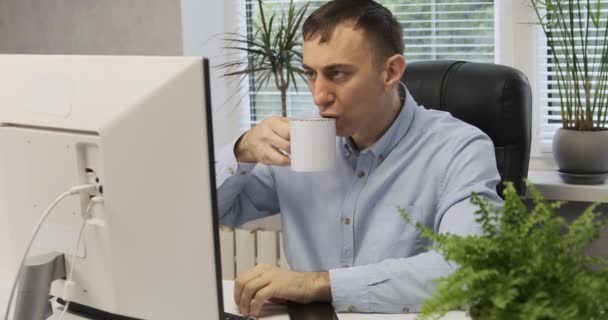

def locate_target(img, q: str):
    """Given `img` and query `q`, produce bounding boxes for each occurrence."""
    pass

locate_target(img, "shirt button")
[402,307,410,313]
[347,305,356,312]
[341,264,349,268]
[239,170,247,175]
[356,171,365,178]
[344,217,351,225]
[378,154,385,161]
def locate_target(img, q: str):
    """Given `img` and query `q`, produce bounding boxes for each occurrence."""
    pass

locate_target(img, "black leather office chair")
[403,60,532,197]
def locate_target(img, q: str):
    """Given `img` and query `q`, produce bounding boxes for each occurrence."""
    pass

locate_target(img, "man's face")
[302,22,386,138]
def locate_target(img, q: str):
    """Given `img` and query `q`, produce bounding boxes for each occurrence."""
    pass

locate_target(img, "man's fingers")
[272,117,291,140]
[268,135,291,154]
[269,150,291,166]
[242,116,291,165]
[261,146,290,166]
[234,267,266,306]
[250,285,276,318]
[238,276,271,316]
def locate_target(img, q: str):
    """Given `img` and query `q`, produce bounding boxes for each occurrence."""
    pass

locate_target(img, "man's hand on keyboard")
[234,264,331,318]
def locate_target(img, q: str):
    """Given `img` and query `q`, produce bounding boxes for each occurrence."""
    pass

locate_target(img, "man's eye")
[327,70,346,79]
[304,71,316,80]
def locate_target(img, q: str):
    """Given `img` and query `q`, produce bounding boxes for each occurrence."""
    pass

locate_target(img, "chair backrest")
[403,60,532,197]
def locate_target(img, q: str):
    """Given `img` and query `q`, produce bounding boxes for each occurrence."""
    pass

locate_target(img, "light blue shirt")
[215,88,502,313]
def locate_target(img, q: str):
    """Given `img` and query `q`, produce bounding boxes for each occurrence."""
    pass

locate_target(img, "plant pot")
[552,128,608,184]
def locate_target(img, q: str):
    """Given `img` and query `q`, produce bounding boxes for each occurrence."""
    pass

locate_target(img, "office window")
[536,0,608,152]
[243,0,495,125]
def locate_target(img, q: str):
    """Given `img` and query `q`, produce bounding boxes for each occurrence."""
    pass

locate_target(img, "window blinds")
[243,0,495,124]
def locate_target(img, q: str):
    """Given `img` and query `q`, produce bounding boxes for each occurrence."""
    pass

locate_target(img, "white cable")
[3,184,96,320]
[58,196,103,320]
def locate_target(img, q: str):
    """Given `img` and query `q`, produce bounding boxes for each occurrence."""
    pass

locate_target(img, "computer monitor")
[0,54,225,319]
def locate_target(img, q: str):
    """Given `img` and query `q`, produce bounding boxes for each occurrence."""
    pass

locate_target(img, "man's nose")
[311,77,334,108]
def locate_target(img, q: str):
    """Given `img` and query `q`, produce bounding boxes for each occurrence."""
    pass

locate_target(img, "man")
[215,0,502,317]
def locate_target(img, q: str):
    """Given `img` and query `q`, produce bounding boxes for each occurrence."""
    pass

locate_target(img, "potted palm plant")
[218,0,309,118]
[531,0,608,184]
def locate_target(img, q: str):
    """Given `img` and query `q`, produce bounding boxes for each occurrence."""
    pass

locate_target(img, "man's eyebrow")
[302,64,354,71]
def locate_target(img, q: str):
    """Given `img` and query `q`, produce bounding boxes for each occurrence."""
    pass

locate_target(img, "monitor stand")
[13,252,66,320]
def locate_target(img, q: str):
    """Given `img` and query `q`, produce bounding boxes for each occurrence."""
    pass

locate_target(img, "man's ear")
[383,54,406,90]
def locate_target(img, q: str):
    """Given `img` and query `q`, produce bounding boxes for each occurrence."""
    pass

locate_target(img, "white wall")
[0,0,247,149]
[0,0,182,55]
[180,0,251,149]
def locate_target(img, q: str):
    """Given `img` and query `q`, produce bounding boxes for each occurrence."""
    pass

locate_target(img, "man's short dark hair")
[302,0,404,63]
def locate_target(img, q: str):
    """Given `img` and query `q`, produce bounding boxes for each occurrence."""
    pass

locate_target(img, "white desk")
[0,278,468,320]
[222,280,469,320]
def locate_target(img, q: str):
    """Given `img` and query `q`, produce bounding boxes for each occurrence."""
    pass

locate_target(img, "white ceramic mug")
[289,117,336,172]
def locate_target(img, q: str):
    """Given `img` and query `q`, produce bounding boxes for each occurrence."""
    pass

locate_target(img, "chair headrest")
[403,60,531,148]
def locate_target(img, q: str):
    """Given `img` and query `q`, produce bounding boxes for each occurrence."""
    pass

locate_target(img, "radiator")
[219,227,288,280]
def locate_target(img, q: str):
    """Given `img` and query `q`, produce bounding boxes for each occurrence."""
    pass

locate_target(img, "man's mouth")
[321,113,339,119]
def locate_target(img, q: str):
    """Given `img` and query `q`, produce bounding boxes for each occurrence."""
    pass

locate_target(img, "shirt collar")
[341,86,418,160]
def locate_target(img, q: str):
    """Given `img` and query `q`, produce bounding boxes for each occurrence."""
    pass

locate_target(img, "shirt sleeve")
[329,250,454,313]
[215,136,282,227]
[329,132,503,313]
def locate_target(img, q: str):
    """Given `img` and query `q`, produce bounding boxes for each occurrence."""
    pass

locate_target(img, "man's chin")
[336,125,355,137]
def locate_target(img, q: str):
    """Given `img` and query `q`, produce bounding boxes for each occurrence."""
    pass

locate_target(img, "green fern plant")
[400,182,608,320]
[218,0,309,117]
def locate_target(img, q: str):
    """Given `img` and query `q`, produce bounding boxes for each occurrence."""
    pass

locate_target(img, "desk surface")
[222,280,469,320]
[0,279,468,319]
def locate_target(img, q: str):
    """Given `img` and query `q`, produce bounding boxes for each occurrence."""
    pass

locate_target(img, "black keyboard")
[223,311,255,320]
[287,302,339,320]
